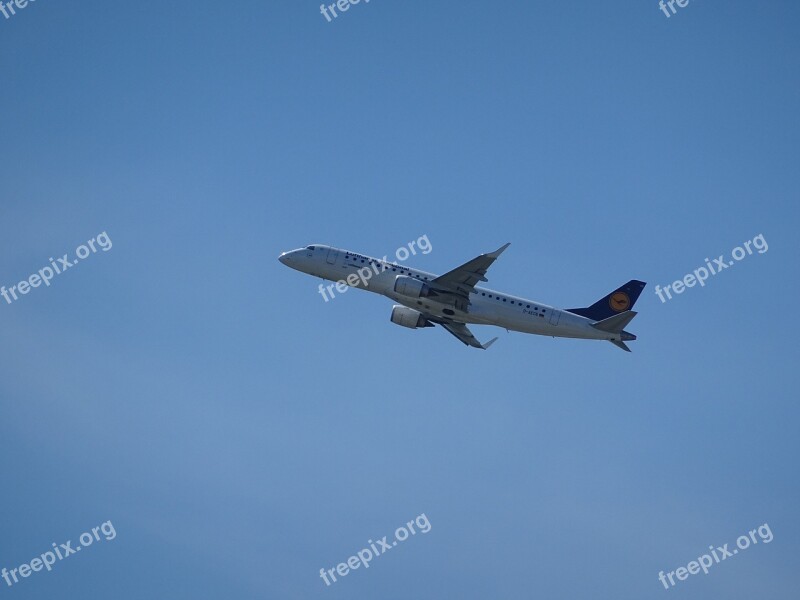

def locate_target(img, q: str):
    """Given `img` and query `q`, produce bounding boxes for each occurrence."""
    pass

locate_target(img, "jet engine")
[393,275,430,298]
[390,305,433,329]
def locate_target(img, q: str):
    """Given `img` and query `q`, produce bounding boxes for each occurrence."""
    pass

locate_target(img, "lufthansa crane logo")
[609,292,630,312]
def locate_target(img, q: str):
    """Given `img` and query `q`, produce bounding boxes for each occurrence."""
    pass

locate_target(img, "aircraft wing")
[432,243,510,307]
[438,321,498,350]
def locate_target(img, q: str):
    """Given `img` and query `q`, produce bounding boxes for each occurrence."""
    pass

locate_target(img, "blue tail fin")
[566,280,646,321]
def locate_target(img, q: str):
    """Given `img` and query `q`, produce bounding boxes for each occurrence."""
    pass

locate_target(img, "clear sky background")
[1,1,798,598]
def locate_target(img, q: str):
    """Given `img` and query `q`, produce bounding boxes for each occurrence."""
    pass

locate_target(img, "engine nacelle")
[393,275,430,298]
[390,305,432,329]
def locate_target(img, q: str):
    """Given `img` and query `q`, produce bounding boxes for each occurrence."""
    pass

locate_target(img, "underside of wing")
[431,243,510,311]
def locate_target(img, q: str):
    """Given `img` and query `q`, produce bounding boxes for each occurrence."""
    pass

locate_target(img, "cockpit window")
[306,246,315,250]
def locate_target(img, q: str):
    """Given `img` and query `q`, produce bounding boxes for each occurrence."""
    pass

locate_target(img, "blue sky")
[1,1,798,598]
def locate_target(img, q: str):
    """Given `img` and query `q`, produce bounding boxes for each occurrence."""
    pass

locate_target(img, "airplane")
[278,243,646,351]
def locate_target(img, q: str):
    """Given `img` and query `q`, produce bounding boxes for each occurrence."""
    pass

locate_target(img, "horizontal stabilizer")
[591,310,637,333]
[609,340,632,352]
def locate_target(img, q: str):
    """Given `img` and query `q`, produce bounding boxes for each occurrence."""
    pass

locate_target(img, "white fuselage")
[280,245,624,343]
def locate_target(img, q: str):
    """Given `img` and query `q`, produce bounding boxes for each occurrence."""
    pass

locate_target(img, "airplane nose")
[279,252,290,265]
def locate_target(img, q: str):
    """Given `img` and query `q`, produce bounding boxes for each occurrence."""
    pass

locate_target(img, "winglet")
[487,243,511,259]
[481,337,499,350]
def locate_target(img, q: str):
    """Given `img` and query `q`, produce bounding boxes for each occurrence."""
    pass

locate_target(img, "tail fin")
[566,280,646,321]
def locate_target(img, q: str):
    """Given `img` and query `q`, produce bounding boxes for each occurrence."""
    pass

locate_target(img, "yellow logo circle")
[609,292,630,312]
